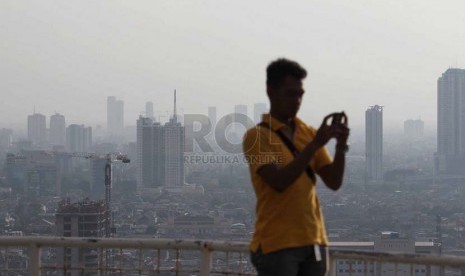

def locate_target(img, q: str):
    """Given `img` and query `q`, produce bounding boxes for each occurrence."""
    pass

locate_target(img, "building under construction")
[55,199,111,276]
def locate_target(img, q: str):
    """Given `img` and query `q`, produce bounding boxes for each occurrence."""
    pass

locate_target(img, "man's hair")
[266,58,307,88]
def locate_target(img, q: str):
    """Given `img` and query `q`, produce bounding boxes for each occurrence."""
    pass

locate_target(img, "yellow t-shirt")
[242,113,332,254]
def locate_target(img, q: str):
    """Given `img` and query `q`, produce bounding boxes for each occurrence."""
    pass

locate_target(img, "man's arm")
[317,145,346,191]
[257,141,320,192]
[318,114,350,191]
[257,114,340,193]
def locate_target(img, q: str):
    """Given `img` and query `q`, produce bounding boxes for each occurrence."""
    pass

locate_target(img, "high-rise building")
[437,68,465,174]
[254,103,267,124]
[27,113,46,145]
[0,129,13,149]
[50,113,66,146]
[404,119,424,139]
[164,116,185,187]
[146,101,154,120]
[136,91,185,189]
[90,158,107,200]
[365,105,383,183]
[136,116,165,189]
[107,96,124,135]
[66,124,92,152]
[55,199,110,275]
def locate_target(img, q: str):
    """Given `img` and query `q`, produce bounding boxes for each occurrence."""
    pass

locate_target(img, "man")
[242,58,349,276]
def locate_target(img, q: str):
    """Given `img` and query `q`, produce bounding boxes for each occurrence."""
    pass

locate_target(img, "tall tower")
[437,68,465,174]
[164,90,184,187]
[136,116,165,189]
[50,113,66,146]
[27,113,47,145]
[107,96,124,136]
[66,124,92,152]
[145,101,154,120]
[365,105,383,183]
[136,91,185,190]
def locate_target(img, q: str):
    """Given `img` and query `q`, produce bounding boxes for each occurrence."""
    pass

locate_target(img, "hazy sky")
[1,0,465,132]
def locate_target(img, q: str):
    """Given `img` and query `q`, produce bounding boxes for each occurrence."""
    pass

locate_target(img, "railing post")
[328,257,336,276]
[29,243,41,276]
[200,246,212,276]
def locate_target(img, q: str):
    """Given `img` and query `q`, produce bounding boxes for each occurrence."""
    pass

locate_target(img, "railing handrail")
[0,236,250,252]
[2,236,465,275]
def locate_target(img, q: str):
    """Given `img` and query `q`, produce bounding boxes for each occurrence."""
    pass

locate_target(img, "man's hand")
[317,112,350,191]
[335,112,350,147]
[314,113,346,148]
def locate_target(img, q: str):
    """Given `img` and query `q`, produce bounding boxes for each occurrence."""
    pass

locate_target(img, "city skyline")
[3,1,465,130]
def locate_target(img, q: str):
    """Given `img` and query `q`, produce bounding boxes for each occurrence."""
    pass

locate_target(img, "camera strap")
[258,122,316,183]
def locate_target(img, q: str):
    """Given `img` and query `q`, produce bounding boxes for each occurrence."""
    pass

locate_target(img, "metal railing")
[0,237,465,275]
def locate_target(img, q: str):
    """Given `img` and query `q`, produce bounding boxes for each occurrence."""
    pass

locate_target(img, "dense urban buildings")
[365,105,383,183]
[437,68,465,175]
[27,113,47,146]
[107,96,124,136]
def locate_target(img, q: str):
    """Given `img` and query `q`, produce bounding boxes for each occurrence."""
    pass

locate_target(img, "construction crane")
[58,152,130,237]
[56,152,130,208]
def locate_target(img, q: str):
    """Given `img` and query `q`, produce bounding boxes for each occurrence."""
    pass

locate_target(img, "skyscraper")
[136,116,165,189]
[0,129,13,149]
[27,113,46,145]
[50,113,66,146]
[66,124,92,152]
[107,96,124,135]
[164,115,185,187]
[365,105,383,183]
[146,101,154,120]
[437,68,465,174]
[136,91,185,189]
[254,103,267,124]
[90,158,107,200]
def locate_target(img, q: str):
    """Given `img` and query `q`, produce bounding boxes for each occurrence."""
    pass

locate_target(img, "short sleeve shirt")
[242,113,332,254]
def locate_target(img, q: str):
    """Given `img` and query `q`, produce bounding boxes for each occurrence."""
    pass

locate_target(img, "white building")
[365,105,383,183]
[27,113,47,146]
[66,124,92,152]
[50,113,66,146]
[332,232,441,276]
